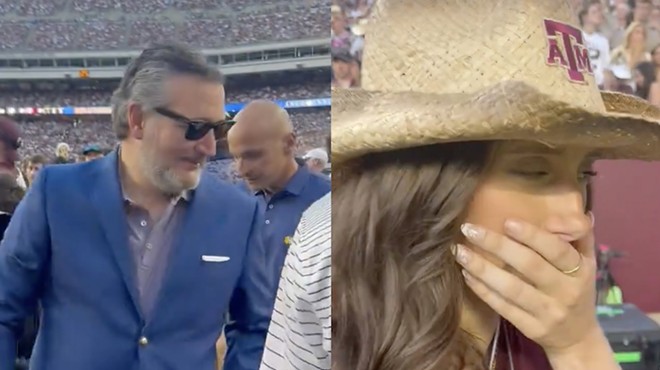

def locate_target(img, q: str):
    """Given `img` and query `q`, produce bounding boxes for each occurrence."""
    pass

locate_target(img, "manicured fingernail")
[462,269,472,281]
[461,223,484,241]
[450,244,457,256]
[587,211,595,227]
[504,219,523,235]
[455,244,469,264]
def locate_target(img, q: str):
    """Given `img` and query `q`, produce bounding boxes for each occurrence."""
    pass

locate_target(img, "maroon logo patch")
[543,19,593,83]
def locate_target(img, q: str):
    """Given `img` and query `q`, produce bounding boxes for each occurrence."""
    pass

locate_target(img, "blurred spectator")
[331,8,352,52]
[652,44,660,78]
[332,52,360,88]
[632,0,660,49]
[53,142,72,163]
[22,154,47,187]
[0,172,23,250]
[633,61,660,104]
[607,0,633,49]
[603,64,635,93]
[0,117,22,186]
[0,173,24,217]
[81,144,103,162]
[610,21,651,76]
[0,172,23,259]
[331,0,375,87]
[303,148,328,174]
[651,3,660,34]
[581,1,611,86]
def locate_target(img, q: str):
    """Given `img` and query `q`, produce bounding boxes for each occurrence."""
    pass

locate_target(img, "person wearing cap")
[332,1,660,369]
[81,144,104,162]
[0,43,272,370]
[303,148,329,174]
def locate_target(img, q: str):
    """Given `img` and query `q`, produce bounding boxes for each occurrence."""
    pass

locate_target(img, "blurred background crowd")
[2,73,329,161]
[0,0,327,50]
[331,0,660,104]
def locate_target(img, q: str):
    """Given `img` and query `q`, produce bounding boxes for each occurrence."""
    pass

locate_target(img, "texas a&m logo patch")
[543,19,593,84]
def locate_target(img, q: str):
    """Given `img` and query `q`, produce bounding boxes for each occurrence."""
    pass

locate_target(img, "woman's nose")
[542,192,593,242]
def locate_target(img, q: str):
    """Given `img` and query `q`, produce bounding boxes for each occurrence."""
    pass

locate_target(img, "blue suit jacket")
[0,152,273,370]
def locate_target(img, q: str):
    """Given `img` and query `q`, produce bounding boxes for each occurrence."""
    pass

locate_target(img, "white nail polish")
[461,223,484,240]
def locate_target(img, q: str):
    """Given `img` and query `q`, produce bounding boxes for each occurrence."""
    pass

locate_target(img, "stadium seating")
[0,0,328,51]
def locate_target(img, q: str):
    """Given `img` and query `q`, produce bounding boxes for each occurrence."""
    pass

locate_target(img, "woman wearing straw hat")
[332,0,660,369]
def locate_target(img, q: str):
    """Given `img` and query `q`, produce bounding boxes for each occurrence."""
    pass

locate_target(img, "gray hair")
[111,42,225,140]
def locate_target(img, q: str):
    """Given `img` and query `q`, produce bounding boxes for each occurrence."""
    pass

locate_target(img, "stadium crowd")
[0,0,327,51]
[14,108,329,163]
[0,70,330,163]
[0,80,329,107]
[332,0,660,104]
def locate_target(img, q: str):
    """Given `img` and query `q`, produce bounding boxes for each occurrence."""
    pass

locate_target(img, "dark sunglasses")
[154,107,235,141]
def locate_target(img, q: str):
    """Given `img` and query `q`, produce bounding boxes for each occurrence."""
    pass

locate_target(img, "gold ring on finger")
[561,254,582,275]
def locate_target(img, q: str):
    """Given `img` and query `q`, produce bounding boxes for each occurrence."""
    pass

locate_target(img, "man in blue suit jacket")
[0,43,273,370]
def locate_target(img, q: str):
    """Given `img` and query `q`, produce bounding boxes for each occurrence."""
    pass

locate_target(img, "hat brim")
[331,81,660,164]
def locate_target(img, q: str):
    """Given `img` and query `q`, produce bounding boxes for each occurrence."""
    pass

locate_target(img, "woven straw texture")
[331,0,660,164]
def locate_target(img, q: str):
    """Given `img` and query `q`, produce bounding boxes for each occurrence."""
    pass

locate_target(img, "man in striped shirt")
[259,192,331,370]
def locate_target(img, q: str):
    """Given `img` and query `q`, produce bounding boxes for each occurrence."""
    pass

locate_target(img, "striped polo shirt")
[259,192,331,370]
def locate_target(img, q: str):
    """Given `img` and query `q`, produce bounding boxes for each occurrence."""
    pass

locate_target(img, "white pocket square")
[201,255,230,263]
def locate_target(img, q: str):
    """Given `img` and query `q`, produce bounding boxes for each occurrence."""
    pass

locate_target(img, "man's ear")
[127,103,145,140]
[283,132,296,155]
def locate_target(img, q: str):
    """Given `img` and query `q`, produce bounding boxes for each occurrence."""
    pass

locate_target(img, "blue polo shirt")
[240,164,330,288]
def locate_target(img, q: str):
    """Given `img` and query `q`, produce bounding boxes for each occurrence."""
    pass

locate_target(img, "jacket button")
[139,336,149,346]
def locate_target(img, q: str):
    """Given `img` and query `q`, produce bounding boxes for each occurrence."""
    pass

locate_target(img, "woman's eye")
[579,170,599,181]
[511,170,549,178]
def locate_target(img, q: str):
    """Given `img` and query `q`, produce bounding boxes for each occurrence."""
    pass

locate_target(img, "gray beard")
[138,144,200,196]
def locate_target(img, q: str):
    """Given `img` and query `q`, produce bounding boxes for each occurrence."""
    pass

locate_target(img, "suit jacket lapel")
[90,150,142,319]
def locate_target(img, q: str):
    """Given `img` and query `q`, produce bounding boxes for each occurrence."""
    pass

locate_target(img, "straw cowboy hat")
[332,0,660,164]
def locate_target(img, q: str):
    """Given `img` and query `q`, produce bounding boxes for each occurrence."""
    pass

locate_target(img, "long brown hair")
[332,141,495,370]
[611,21,648,69]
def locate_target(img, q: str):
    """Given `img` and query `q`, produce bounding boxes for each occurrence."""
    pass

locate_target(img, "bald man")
[222,100,329,365]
